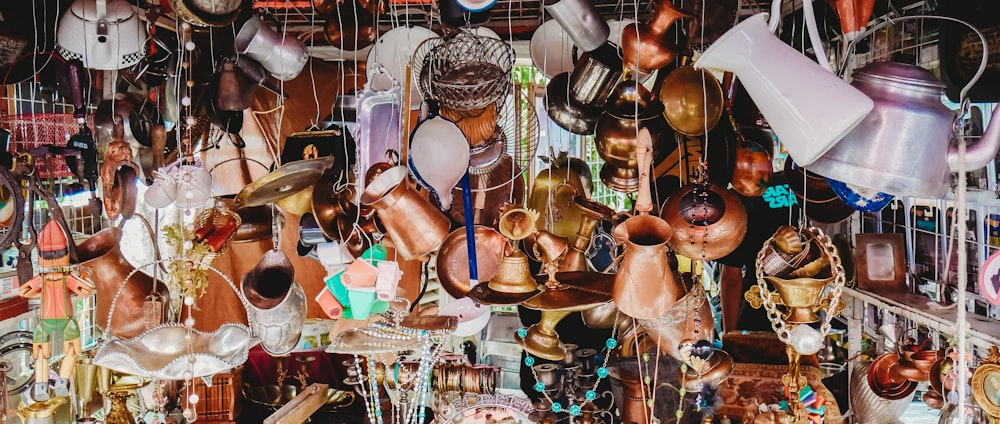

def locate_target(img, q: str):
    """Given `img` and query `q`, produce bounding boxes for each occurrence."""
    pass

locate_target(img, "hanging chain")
[754,227,846,344]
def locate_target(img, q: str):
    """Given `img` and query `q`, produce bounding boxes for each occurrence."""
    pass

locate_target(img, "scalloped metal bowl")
[93,323,253,380]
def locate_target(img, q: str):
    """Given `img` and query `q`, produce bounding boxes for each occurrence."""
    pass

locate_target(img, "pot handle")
[837,15,988,104]
[634,127,654,215]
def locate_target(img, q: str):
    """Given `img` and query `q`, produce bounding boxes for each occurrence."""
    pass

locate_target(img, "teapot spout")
[949,105,1000,171]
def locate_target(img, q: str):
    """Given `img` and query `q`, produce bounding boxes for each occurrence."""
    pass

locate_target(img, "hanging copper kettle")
[620,0,690,73]
[660,181,747,261]
[595,80,672,192]
[611,128,683,320]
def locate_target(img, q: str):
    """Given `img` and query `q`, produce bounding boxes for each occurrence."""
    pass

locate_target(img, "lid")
[853,62,946,91]
[71,0,135,23]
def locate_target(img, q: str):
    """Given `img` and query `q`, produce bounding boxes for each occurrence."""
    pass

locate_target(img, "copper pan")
[867,352,918,400]
[76,228,170,339]
[435,226,512,299]
[723,72,772,196]
[785,159,855,224]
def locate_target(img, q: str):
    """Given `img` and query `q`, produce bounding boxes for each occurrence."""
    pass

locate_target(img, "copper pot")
[731,140,773,197]
[620,0,690,73]
[595,81,672,192]
[659,62,724,136]
[322,3,378,50]
[361,166,451,261]
[660,182,747,260]
[76,228,170,339]
[723,72,772,197]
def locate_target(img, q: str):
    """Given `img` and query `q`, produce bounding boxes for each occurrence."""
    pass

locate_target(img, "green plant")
[162,223,211,307]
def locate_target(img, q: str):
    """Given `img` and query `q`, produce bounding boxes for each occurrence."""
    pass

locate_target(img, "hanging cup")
[235,16,308,81]
[542,0,609,52]
[693,13,873,166]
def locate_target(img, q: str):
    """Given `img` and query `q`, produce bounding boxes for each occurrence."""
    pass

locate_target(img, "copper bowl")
[436,226,512,299]
[867,353,918,399]
[661,182,747,260]
[679,349,734,391]
[909,349,941,374]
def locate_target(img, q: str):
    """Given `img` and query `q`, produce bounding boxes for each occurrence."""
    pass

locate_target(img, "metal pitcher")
[611,128,682,319]
[809,61,1000,198]
[361,166,450,261]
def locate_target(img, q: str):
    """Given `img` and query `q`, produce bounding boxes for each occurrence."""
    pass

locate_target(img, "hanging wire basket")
[413,34,514,111]
[190,203,242,269]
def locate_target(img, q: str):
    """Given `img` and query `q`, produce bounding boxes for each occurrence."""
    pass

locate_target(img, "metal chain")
[754,227,846,344]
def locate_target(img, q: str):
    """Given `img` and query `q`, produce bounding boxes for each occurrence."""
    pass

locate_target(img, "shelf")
[841,287,1000,350]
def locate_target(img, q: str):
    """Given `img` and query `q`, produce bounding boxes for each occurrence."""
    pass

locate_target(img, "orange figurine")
[18,220,94,400]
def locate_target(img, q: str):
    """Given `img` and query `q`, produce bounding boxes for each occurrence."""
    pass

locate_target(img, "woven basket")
[0,114,93,179]
[191,205,242,269]
[415,35,513,111]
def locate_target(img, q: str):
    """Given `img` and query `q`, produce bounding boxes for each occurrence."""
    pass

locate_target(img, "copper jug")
[527,153,593,243]
[595,80,672,192]
[76,227,170,339]
[611,128,682,319]
[361,166,451,261]
[620,0,690,73]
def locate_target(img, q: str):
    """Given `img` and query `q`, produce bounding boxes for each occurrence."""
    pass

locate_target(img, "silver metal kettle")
[808,61,1000,198]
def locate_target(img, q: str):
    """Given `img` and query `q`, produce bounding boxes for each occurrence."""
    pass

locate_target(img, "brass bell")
[465,250,541,305]
[498,208,540,241]
[528,230,569,265]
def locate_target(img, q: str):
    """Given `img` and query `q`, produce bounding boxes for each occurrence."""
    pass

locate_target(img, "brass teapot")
[527,153,593,243]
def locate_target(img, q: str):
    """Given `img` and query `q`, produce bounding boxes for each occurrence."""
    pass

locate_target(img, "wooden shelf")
[842,287,1000,350]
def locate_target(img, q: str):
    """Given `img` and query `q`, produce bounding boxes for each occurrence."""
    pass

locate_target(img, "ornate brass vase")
[595,80,671,192]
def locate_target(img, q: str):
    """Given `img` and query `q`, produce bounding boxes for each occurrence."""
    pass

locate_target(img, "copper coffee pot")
[611,128,683,320]
[361,166,451,261]
[620,0,690,73]
[595,80,672,192]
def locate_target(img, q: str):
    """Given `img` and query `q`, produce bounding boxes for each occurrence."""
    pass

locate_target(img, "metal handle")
[634,127,654,214]
[837,15,988,106]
